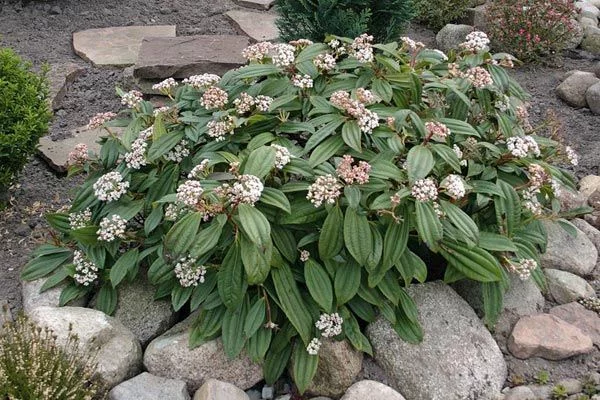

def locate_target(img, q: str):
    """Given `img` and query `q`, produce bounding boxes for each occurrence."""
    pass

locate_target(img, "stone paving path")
[39,1,278,166]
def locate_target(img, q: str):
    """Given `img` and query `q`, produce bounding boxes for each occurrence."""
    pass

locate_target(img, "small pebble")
[262,386,274,400]
[49,5,61,15]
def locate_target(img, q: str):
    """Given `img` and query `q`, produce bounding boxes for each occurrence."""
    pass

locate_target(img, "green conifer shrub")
[0,47,51,201]
[22,32,583,393]
[275,0,415,43]
[413,0,471,31]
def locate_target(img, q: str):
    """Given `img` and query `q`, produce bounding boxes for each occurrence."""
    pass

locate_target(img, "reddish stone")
[508,314,593,360]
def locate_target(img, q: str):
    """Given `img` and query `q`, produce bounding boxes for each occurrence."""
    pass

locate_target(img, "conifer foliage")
[275,0,415,43]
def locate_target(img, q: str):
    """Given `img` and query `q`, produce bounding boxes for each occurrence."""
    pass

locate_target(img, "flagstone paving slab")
[133,35,250,79]
[225,10,279,42]
[233,0,275,10]
[38,125,124,172]
[73,25,176,67]
[47,63,85,111]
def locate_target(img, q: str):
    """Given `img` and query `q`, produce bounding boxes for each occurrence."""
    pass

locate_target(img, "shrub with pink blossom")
[486,0,578,63]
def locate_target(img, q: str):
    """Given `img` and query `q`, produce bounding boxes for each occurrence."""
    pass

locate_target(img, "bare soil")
[1,0,600,390]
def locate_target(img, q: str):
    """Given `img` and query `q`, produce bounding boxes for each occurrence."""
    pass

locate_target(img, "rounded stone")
[340,380,406,400]
[556,71,599,108]
[435,24,474,53]
[586,82,600,114]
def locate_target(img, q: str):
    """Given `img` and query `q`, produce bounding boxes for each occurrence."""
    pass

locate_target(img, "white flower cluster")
[494,95,511,112]
[271,144,291,169]
[551,179,562,197]
[565,146,579,166]
[97,215,127,242]
[232,92,274,114]
[152,78,178,94]
[153,106,171,117]
[174,256,206,287]
[356,88,376,105]
[69,208,92,230]
[200,86,228,110]
[255,95,273,112]
[400,36,425,52]
[228,174,264,206]
[292,74,313,89]
[507,258,537,280]
[306,338,322,355]
[425,121,450,141]
[289,39,314,48]
[207,117,235,142]
[329,90,379,134]
[233,92,255,114]
[67,143,89,166]
[507,136,540,158]
[460,31,490,52]
[270,43,296,67]
[411,178,438,202]
[182,74,221,89]
[453,144,468,167]
[164,140,190,162]
[188,159,211,179]
[328,39,347,56]
[350,34,374,63]
[176,180,204,207]
[313,53,337,71]
[124,127,152,169]
[93,171,129,202]
[300,249,310,262]
[441,175,466,199]
[464,66,493,88]
[528,164,548,190]
[307,174,342,207]
[315,313,343,337]
[242,41,273,62]
[522,187,542,215]
[121,90,143,108]
[73,250,98,286]
[164,203,183,221]
[87,112,116,130]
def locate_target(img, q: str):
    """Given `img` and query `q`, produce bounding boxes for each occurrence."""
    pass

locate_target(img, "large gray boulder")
[436,24,474,53]
[566,19,585,50]
[21,278,87,314]
[541,221,598,276]
[340,380,406,400]
[144,314,263,392]
[453,274,544,335]
[572,218,600,252]
[109,372,190,400]
[545,269,596,304]
[556,71,600,108]
[582,26,600,55]
[366,281,506,400]
[111,276,178,346]
[579,175,600,198]
[28,306,142,388]
[305,339,363,398]
[586,82,600,115]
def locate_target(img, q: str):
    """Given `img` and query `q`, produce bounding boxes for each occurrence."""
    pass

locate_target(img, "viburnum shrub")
[0,47,51,202]
[413,0,471,31]
[486,0,578,63]
[275,0,415,43]
[23,32,583,392]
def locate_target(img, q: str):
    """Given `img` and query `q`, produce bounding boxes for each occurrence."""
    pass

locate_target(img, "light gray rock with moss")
[144,313,263,392]
[541,221,598,276]
[28,306,142,388]
[367,281,506,400]
[435,24,474,52]
[109,372,190,400]
[21,278,87,314]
